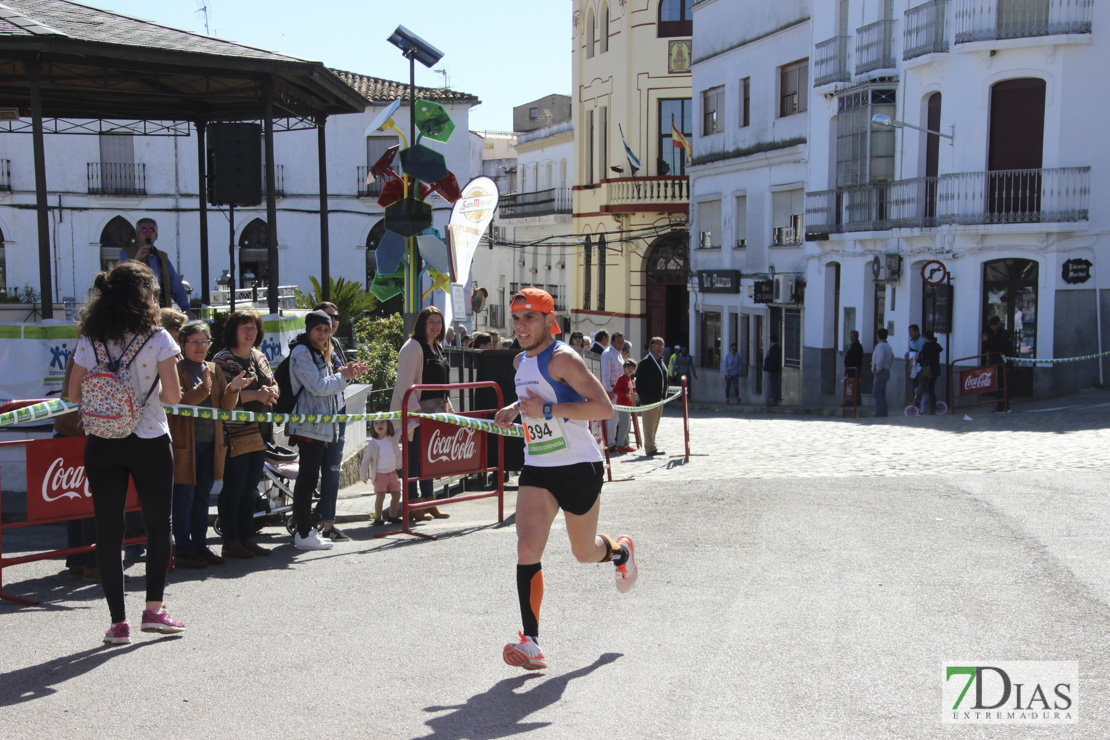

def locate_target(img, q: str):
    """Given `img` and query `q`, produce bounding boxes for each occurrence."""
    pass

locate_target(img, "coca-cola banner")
[959,365,998,396]
[421,419,486,477]
[25,436,139,523]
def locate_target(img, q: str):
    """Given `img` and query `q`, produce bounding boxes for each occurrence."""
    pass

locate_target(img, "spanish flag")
[671,115,692,164]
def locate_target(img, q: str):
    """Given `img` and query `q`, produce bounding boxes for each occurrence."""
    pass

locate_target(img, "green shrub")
[353,312,404,409]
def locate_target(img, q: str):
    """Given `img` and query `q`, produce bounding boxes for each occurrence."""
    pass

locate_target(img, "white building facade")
[688,1,811,403]
[803,0,1100,406]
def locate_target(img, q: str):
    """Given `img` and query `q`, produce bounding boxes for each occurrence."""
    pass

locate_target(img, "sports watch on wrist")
[543,402,553,420]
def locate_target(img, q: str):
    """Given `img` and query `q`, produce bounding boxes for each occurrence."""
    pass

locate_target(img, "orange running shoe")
[615,535,638,593]
[503,632,546,670]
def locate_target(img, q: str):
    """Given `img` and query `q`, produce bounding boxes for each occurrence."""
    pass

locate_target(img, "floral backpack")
[79,330,158,439]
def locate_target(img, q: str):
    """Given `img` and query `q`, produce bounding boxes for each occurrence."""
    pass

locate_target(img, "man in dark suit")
[763,333,782,407]
[634,336,668,455]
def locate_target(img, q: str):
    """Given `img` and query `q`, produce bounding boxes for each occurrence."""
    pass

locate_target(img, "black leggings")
[84,434,174,624]
[292,436,327,538]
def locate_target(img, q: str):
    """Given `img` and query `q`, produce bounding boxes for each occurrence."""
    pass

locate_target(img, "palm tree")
[294,276,378,343]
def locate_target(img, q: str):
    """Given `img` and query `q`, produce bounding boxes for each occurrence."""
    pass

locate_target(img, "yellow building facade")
[571,0,693,355]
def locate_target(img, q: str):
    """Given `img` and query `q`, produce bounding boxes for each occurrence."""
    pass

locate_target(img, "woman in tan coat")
[169,321,249,568]
[390,306,452,521]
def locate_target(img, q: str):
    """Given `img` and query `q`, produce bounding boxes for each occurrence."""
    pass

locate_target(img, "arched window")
[559,159,568,186]
[99,215,135,272]
[586,8,596,58]
[658,0,693,38]
[238,218,269,289]
[601,3,610,53]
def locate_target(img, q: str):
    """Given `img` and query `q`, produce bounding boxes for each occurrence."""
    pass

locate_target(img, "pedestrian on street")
[494,288,637,672]
[601,331,625,451]
[981,316,1012,412]
[288,311,366,551]
[871,328,894,417]
[844,330,863,381]
[391,306,453,521]
[724,343,742,404]
[169,321,248,569]
[68,261,185,644]
[906,324,925,410]
[634,336,668,456]
[918,330,944,414]
[312,301,354,543]
[119,217,191,313]
[673,345,697,397]
[763,334,782,407]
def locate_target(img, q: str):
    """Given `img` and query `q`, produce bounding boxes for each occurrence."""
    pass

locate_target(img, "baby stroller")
[213,442,319,536]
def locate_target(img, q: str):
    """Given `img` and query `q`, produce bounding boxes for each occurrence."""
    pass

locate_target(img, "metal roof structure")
[0,0,374,315]
[0,0,367,123]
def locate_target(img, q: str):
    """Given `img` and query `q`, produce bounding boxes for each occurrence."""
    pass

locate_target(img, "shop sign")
[1062,259,1092,285]
[753,280,774,304]
[697,270,741,294]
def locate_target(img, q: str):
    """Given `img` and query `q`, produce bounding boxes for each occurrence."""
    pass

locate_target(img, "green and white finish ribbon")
[0,384,688,433]
[1005,350,1110,365]
[613,387,685,413]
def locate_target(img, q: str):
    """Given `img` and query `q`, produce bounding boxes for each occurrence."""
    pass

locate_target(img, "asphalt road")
[1,405,1108,739]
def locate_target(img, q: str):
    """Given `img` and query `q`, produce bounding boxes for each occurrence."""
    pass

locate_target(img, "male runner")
[494,288,638,671]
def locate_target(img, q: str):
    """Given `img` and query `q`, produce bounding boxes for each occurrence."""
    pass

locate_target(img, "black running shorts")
[518,461,605,516]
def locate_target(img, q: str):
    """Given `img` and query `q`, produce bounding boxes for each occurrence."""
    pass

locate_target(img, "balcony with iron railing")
[856,19,897,74]
[356,166,385,198]
[905,0,949,59]
[953,0,1093,44]
[87,162,146,196]
[601,176,688,213]
[805,166,1090,235]
[814,35,851,86]
[499,187,572,219]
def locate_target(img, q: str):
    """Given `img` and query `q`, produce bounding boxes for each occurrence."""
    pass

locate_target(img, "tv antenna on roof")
[433,68,450,89]
[195,0,210,34]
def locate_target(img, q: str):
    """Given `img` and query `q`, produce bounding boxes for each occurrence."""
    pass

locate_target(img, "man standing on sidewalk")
[635,337,668,456]
[763,334,782,407]
[724,343,742,404]
[982,316,1013,413]
[871,328,894,417]
[601,332,625,451]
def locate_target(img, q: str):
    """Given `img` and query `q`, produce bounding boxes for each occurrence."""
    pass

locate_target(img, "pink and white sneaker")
[140,606,186,634]
[615,535,638,593]
[503,632,546,671]
[104,620,131,645]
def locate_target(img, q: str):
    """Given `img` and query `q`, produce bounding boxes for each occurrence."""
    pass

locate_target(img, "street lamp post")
[387,26,445,335]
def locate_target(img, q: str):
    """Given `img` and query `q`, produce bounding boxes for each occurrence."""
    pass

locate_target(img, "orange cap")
[510,288,561,335]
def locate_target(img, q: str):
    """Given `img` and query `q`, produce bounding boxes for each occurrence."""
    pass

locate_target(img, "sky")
[84,0,571,132]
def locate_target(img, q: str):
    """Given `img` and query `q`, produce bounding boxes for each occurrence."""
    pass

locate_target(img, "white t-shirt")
[74,328,180,438]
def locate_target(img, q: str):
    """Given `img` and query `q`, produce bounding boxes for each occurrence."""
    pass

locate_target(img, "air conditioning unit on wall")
[873,253,903,282]
[773,275,796,304]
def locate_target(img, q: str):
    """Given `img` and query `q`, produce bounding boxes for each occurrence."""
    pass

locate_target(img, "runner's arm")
[522,345,613,421]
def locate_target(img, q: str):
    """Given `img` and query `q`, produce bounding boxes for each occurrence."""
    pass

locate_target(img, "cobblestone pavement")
[609,395,1110,482]
[331,391,1110,519]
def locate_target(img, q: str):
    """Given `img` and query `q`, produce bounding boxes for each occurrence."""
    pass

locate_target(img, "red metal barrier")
[948,354,1010,413]
[599,417,634,483]
[672,376,706,463]
[1,436,143,605]
[842,367,860,418]
[378,381,506,541]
